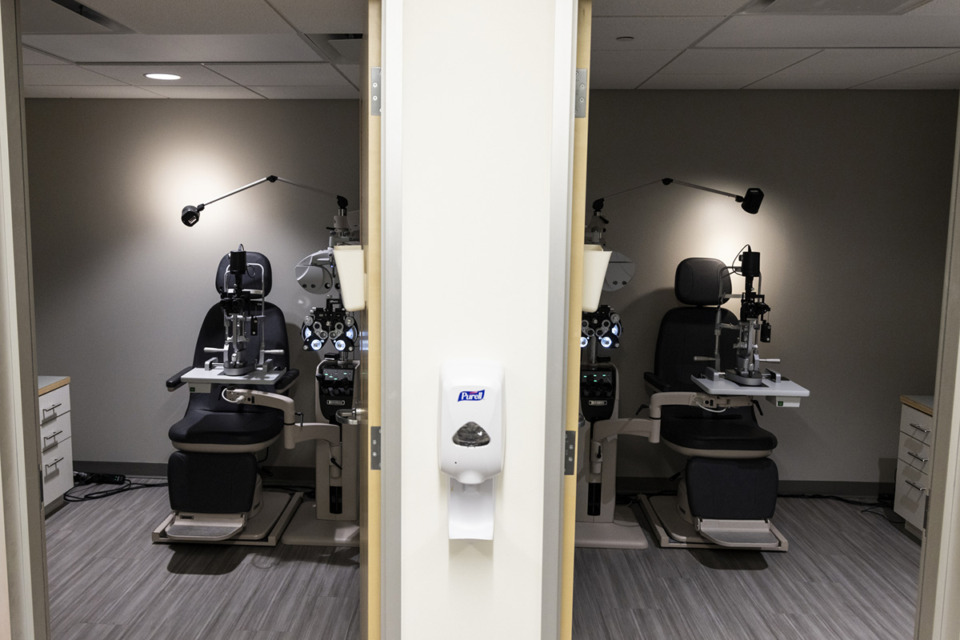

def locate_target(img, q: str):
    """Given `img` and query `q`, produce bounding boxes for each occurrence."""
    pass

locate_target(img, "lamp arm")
[663,178,741,202]
[183,175,350,227]
[589,177,763,223]
[272,176,346,206]
[591,178,665,214]
[200,176,277,209]
[200,175,346,208]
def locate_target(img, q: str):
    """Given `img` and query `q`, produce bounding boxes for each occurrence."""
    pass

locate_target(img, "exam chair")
[158,250,299,544]
[641,257,786,550]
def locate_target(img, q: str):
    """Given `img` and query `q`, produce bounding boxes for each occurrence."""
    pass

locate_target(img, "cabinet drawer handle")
[42,430,63,451]
[42,402,62,414]
[907,451,929,464]
[905,478,927,494]
[45,457,64,473]
[909,422,931,434]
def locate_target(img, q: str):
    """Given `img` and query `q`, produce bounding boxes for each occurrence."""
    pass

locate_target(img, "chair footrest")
[164,512,245,541]
[697,518,783,549]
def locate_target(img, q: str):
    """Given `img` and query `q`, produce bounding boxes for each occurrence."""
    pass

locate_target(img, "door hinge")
[371,426,381,470]
[371,67,382,116]
[575,68,587,118]
[564,430,577,475]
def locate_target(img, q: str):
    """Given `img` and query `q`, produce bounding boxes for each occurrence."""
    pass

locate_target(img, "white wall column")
[0,0,49,637]
[917,96,960,640]
[381,1,577,638]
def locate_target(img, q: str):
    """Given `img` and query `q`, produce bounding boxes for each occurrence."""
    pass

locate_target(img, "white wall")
[587,90,958,485]
[26,99,360,468]
[381,0,575,637]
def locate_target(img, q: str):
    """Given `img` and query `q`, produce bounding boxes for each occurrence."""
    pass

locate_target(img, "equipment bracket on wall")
[371,426,382,470]
[565,430,577,475]
[575,69,587,118]
[371,67,382,116]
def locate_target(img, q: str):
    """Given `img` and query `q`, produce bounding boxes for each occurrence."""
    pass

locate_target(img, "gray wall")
[26,91,959,483]
[587,90,958,484]
[27,99,360,468]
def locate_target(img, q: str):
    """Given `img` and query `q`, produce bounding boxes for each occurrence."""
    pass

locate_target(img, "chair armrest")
[166,366,194,391]
[274,368,300,393]
[644,371,671,393]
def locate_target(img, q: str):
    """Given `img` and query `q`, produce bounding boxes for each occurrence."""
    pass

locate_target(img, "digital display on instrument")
[321,368,354,383]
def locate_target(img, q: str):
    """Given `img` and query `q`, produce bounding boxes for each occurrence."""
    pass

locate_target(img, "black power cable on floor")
[778,493,906,524]
[64,474,167,502]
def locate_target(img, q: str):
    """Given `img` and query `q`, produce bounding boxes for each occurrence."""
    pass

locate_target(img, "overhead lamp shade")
[181,205,201,227]
[740,188,764,214]
[582,244,612,312]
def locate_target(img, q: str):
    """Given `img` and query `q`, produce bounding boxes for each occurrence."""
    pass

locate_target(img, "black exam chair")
[158,250,299,544]
[641,257,786,550]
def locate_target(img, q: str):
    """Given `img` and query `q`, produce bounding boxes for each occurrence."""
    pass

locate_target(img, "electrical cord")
[64,476,167,502]
[778,493,906,524]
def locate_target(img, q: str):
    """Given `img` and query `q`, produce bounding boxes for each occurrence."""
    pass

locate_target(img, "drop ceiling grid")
[20,34,325,64]
[78,0,296,34]
[80,64,238,87]
[700,14,960,48]
[204,62,347,87]
[591,16,727,50]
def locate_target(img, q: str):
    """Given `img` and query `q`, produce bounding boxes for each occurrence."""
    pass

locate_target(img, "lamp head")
[181,203,204,227]
[738,188,764,214]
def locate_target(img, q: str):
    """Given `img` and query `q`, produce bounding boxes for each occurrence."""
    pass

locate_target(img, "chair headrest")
[216,250,273,297]
[675,257,730,306]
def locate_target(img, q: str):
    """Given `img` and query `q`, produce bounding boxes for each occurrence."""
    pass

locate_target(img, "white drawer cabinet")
[894,395,934,536]
[38,376,73,513]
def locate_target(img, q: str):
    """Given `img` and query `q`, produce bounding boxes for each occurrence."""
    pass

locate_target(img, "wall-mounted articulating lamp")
[591,177,764,218]
[181,175,348,227]
[661,178,764,214]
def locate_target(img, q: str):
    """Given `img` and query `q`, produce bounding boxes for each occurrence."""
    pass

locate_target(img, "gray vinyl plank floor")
[45,481,359,640]
[572,497,920,640]
[46,483,919,639]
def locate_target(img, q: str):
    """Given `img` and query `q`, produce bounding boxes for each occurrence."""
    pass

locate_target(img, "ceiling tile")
[659,48,815,76]
[22,34,324,64]
[81,64,237,86]
[749,72,869,89]
[24,65,124,86]
[24,85,163,99]
[593,0,748,17]
[22,47,70,65]
[640,73,765,89]
[855,73,960,89]
[251,85,360,99]
[699,15,960,48]
[589,50,679,89]
[749,47,958,88]
[900,0,960,15]
[141,85,265,99]
[21,0,113,35]
[81,0,295,34]
[334,64,360,85]
[270,0,366,33]
[905,50,960,73]
[592,16,725,50]
[204,63,347,87]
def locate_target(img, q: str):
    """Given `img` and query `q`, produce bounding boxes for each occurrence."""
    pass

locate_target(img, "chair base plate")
[152,490,302,547]
[639,494,788,552]
[281,499,360,547]
[575,504,648,549]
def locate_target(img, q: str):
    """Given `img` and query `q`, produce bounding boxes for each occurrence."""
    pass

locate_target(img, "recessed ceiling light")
[144,73,181,81]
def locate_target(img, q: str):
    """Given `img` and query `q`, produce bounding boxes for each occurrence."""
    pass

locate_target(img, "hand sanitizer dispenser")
[439,360,504,540]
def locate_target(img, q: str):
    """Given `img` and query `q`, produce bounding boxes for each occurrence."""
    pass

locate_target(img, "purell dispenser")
[438,361,504,540]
